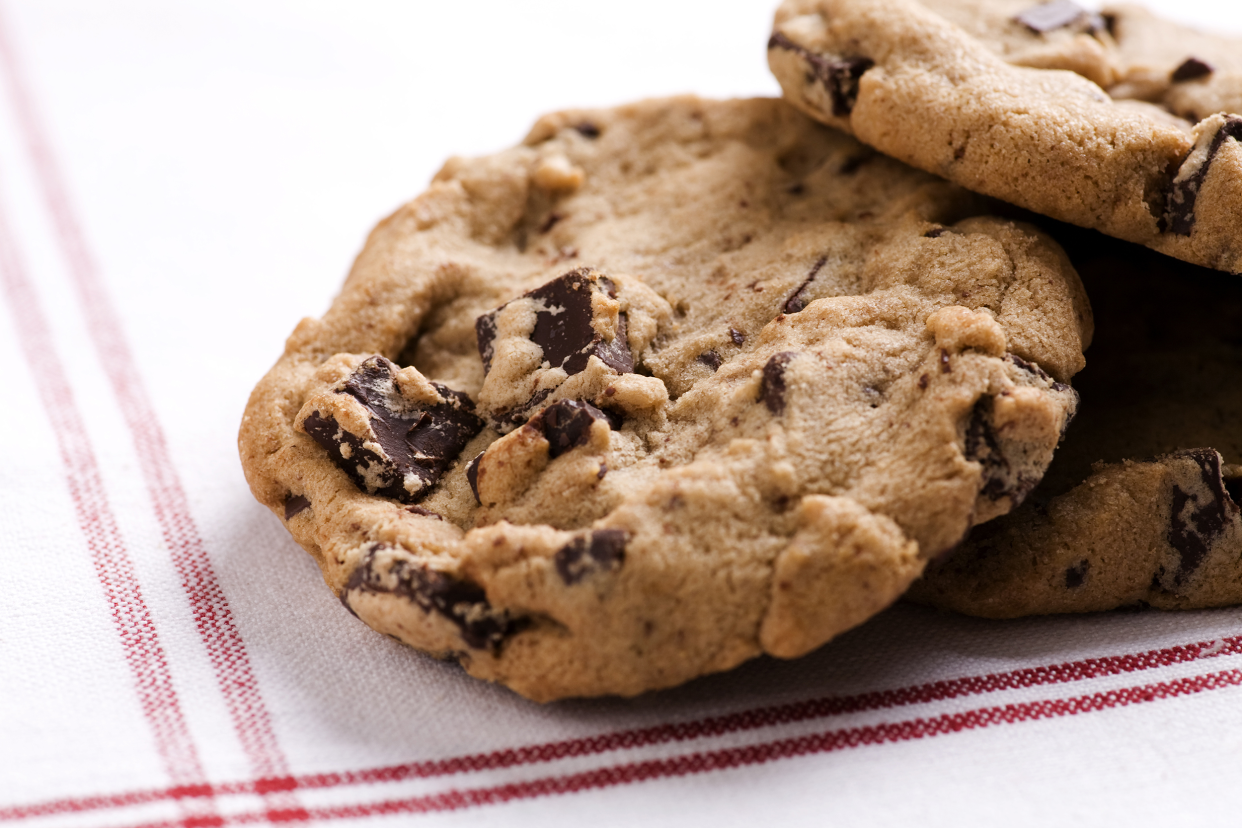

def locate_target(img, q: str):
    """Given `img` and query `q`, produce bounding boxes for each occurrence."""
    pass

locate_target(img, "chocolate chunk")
[784,255,828,314]
[303,356,484,504]
[574,122,601,139]
[697,351,722,371]
[768,33,873,117]
[476,268,634,379]
[940,349,951,374]
[1064,560,1089,589]
[475,313,498,373]
[1172,57,1215,83]
[1165,115,1242,235]
[964,397,1037,505]
[465,452,483,505]
[729,327,746,346]
[1165,449,1239,586]
[537,400,612,458]
[760,352,798,415]
[345,545,520,650]
[1014,0,1105,34]
[924,227,946,239]
[555,529,628,584]
[406,505,443,520]
[1007,353,1052,382]
[284,494,310,521]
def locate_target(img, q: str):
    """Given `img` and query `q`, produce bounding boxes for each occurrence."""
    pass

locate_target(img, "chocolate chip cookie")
[238,96,1090,701]
[909,225,1242,615]
[769,0,1242,273]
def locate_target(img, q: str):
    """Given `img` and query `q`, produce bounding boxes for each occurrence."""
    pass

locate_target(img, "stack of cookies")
[239,0,1241,702]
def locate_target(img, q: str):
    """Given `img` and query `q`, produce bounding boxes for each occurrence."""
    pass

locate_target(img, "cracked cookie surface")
[910,226,1242,615]
[238,96,1090,701]
[769,0,1242,273]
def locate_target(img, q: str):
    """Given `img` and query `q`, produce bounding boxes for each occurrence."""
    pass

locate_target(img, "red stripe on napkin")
[5,630,1239,822]
[0,8,301,818]
[0,190,218,825]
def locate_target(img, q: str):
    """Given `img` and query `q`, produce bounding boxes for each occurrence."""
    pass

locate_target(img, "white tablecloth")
[3,1,1241,826]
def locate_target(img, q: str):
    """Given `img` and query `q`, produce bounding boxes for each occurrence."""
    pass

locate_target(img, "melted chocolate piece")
[1064,560,1089,589]
[555,529,628,584]
[784,255,828,314]
[697,351,722,371]
[574,122,601,139]
[760,352,798,414]
[345,545,520,650]
[537,400,612,458]
[476,269,634,380]
[303,356,484,504]
[284,495,310,520]
[465,452,483,505]
[768,33,873,117]
[924,227,947,239]
[1165,115,1242,235]
[1166,449,1240,587]
[1172,57,1215,82]
[1014,0,1105,33]
[729,327,746,346]
[406,505,443,520]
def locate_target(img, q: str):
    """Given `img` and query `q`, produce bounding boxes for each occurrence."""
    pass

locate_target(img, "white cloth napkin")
[3,1,1242,826]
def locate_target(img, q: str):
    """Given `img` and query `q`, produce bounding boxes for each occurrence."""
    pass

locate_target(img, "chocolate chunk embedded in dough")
[284,494,310,520]
[1166,449,1240,587]
[1171,57,1215,83]
[555,529,628,584]
[537,399,613,458]
[760,352,798,415]
[476,268,634,378]
[767,33,873,117]
[345,545,519,650]
[303,356,484,503]
[1165,116,1242,236]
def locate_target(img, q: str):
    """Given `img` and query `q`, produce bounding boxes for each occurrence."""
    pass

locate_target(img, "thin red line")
[0,168,218,824]
[5,630,1239,822]
[106,666,1242,828]
[0,4,301,820]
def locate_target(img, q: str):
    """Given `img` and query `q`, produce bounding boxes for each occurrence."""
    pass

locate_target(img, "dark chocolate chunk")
[1165,449,1239,586]
[768,33,873,117]
[574,122,601,139]
[940,349,952,373]
[476,268,634,380]
[475,313,498,374]
[1014,0,1105,34]
[1064,560,1089,589]
[303,356,484,504]
[1008,353,1052,382]
[1172,57,1214,83]
[784,255,828,314]
[537,400,612,458]
[729,327,746,346]
[555,529,628,584]
[465,451,483,505]
[284,494,311,521]
[697,350,722,371]
[345,545,520,650]
[924,227,946,239]
[964,396,1038,505]
[1164,115,1242,235]
[760,352,798,415]
[406,505,443,520]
